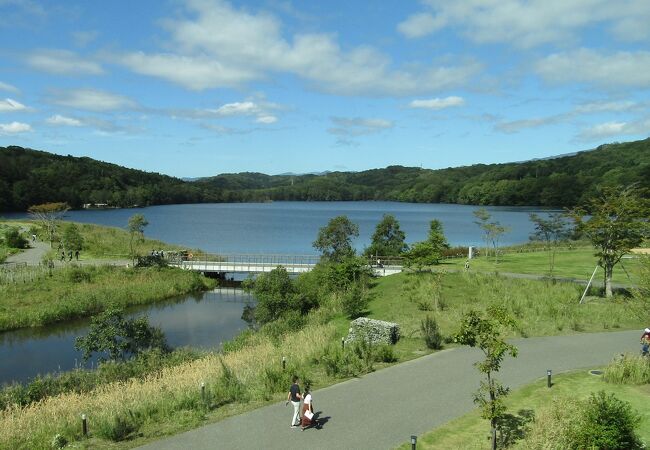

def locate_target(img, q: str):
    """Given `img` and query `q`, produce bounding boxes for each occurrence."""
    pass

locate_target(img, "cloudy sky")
[1,0,649,177]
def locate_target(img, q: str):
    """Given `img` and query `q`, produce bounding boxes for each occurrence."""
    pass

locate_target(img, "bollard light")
[81,413,88,437]
[201,381,206,401]
[411,435,417,450]
[341,337,345,350]
[282,356,286,370]
[547,369,552,388]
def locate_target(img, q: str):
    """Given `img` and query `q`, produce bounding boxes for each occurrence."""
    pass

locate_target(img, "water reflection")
[0,288,256,386]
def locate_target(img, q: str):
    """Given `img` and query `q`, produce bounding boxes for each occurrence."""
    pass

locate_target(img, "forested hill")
[0,138,648,212]
[196,138,650,207]
[0,146,215,211]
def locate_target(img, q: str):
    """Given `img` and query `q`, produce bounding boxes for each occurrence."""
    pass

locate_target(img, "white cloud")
[255,115,277,124]
[46,114,82,126]
[575,100,640,113]
[399,0,650,47]
[0,121,32,135]
[114,0,479,95]
[26,49,104,75]
[0,98,27,112]
[409,96,465,110]
[211,101,261,116]
[0,81,19,93]
[328,117,393,137]
[48,89,137,111]
[496,116,561,133]
[536,49,650,87]
[397,13,445,38]
[578,118,650,140]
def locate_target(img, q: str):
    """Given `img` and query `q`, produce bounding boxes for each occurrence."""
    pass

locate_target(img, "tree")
[571,185,650,297]
[3,227,28,249]
[364,214,408,257]
[455,306,518,450]
[474,209,511,263]
[244,266,298,324]
[74,309,168,362]
[127,213,148,264]
[313,215,359,263]
[403,219,449,270]
[529,213,571,277]
[61,223,84,252]
[27,202,69,247]
[427,219,450,253]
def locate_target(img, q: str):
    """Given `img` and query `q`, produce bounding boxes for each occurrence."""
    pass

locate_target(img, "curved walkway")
[138,330,639,450]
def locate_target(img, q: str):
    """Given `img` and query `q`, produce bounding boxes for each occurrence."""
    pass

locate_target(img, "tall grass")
[604,354,650,385]
[0,323,336,449]
[0,265,215,331]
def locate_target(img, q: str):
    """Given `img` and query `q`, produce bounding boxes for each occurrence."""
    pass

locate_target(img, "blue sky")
[1,0,649,177]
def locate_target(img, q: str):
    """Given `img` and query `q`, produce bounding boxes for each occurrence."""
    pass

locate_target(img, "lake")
[5,201,558,254]
[1,201,556,385]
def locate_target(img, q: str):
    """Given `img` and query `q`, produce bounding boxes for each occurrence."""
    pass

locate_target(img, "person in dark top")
[287,375,302,427]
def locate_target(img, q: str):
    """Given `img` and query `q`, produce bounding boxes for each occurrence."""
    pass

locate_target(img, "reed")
[0,323,335,449]
[603,354,650,385]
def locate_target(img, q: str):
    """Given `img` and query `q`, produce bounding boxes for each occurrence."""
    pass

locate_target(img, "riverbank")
[0,265,216,331]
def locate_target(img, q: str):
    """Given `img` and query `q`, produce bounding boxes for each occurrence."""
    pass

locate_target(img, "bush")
[3,228,28,249]
[341,284,370,318]
[521,392,643,450]
[421,315,443,349]
[97,411,140,442]
[604,353,650,385]
[374,344,397,363]
[50,433,68,449]
[571,391,643,450]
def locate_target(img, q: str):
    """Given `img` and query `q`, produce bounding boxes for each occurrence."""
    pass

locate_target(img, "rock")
[345,317,400,345]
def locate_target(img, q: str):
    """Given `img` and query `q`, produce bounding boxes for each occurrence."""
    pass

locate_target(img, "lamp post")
[411,435,417,450]
[547,369,552,388]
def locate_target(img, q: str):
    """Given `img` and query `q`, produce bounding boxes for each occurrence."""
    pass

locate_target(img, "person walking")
[301,386,316,431]
[641,328,650,356]
[287,375,302,428]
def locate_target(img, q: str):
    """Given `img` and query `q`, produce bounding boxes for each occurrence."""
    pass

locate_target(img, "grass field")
[442,247,642,285]
[395,369,650,449]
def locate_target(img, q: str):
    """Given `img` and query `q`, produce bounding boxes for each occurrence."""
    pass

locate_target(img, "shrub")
[319,344,365,378]
[571,391,642,450]
[604,353,650,385]
[97,411,139,442]
[341,284,369,318]
[521,392,643,450]
[374,344,397,363]
[3,228,28,249]
[50,433,67,449]
[421,316,443,349]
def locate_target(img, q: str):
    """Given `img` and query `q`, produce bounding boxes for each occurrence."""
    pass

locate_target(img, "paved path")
[138,330,639,450]
[4,238,49,264]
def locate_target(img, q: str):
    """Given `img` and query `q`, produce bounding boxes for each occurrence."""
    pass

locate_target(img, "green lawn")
[395,370,650,449]
[442,247,642,285]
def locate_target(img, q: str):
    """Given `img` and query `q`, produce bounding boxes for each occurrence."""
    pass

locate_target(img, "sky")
[0,0,649,178]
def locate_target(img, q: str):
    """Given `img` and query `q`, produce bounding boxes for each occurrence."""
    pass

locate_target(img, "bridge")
[167,253,403,277]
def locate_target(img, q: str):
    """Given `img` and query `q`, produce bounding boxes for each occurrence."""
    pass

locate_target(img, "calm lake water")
[1,201,557,385]
[0,288,254,385]
[5,201,558,254]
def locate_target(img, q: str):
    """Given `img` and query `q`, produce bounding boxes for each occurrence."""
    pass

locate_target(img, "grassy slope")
[442,247,642,285]
[394,370,650,449]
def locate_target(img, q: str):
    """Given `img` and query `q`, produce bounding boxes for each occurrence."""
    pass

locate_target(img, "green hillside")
[196,138,650,207]
[1,138,648,212]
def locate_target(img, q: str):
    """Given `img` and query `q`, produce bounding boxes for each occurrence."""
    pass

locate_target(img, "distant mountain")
[1,138,648,212]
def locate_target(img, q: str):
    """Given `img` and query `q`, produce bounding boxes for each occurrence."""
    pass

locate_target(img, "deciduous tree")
[529,213,572,277]
[364,214,408,257]
[127,213,148,264]
[27,202,69,247]
[313,215,359,263]
[571,185,649,297]
[455,306,518,450]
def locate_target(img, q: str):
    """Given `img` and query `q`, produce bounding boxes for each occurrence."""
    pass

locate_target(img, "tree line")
[1,138,649,212]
